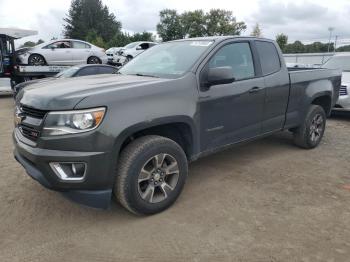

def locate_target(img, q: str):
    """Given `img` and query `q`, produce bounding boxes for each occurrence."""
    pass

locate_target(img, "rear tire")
[115,135,188,215]
[293,105,326,149]
[87,56,101,64]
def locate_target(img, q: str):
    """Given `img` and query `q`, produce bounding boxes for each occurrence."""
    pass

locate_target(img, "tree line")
[20,0,350,54]
[62,0,246,48]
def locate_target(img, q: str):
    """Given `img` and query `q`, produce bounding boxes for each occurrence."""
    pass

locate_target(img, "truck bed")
[285,67,342,127]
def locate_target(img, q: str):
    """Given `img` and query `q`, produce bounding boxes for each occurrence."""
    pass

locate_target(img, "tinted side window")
[76,67,98,76]
[255,41,281,75]
[139,43,150,50]
[46,41,71,49]
[208,42,255,80]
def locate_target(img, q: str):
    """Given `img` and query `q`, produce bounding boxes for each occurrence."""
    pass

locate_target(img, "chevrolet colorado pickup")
[13,37,341,215]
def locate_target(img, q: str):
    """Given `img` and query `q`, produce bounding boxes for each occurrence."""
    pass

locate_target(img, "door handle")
[249,86,263,93]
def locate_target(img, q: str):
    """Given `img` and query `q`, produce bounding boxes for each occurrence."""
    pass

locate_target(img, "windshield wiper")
[133,73,160,78]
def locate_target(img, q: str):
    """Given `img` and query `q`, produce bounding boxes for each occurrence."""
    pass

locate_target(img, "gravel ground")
[1,96,350,262]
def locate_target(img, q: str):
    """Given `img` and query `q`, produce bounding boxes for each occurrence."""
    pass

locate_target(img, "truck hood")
[18,74,170,110]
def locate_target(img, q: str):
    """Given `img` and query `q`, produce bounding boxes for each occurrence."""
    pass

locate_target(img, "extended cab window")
[255,41,281,75]
[208,42,255,80]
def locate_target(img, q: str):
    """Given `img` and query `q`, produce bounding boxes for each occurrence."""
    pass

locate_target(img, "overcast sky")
[1,0,350,46]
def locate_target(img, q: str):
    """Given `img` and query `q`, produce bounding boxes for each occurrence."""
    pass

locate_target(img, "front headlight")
[42,107,106,136]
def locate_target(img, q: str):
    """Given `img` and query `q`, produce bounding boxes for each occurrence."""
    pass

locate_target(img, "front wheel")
[28,54,46,66]
[293,105,326,149]
[115,135,188,215]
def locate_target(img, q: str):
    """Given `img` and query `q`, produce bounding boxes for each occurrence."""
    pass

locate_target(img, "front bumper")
[112,55,127,66]
[13,130,114,209]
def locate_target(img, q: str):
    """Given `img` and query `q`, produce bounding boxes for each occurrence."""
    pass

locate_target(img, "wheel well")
[120,123,193,159]
[311,95,332,115]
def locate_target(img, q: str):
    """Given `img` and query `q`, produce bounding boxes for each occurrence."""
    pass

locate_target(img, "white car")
[106,47,122,64]
[322,53,350,111]
[17,39,108,66]
[113,41,157,65]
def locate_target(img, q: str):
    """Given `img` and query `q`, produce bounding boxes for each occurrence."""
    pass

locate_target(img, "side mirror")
[136,46,143,50]
[50,46,56,50]
[205,66,235,88]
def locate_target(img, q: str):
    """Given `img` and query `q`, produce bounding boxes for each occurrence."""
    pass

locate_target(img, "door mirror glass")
[207,66,235,87]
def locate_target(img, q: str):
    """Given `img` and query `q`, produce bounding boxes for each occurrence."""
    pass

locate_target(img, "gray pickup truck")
[13,36,341,215]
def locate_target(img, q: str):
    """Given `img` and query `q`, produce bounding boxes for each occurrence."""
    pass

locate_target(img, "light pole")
[334,35,338,52]
[327,27,334,53]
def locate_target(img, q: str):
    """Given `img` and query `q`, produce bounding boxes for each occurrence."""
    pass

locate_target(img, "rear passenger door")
[198,40,266,151]
[254,40,290,133]
[71,41,92,64]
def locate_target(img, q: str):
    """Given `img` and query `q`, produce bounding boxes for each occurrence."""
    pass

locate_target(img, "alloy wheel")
[309,113,324,142]
[137,153,179,203]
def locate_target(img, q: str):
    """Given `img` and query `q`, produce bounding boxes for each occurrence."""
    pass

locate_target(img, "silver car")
[112,41,158,65]
[322,53,350,111]
[17,39,108,66]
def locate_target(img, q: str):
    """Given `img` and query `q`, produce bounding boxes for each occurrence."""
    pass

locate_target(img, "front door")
[199,41,266,152]
[43,41,73,65]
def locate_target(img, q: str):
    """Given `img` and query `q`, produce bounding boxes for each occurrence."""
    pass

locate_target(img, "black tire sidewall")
[123,141,187,215]
[304,106,326,148]
[87,56,100,64]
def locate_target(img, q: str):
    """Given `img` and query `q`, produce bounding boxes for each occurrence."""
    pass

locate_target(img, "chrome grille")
[21,105,47,119]
[16,104,47,141]
[19,125,40,140]
[340,85,348,96]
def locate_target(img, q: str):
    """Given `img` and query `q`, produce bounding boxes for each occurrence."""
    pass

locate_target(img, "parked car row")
[15,38,158,68]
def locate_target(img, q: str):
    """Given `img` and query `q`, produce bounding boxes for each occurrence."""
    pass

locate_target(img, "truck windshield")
[322,56,350,72]
[119,40,214,78]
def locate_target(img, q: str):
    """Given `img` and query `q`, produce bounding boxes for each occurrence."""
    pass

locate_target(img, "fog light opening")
[50,162,86,181]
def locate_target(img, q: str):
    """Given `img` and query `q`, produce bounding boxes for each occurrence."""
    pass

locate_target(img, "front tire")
[115,135,188,215]
[28,54,46,66]
[293,105,326,149]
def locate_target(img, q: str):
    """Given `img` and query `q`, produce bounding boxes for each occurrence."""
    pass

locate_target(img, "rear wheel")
[28,54,46,66]
[293,105,326,149]
[87,56,101,64]
[115,135,188,215]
